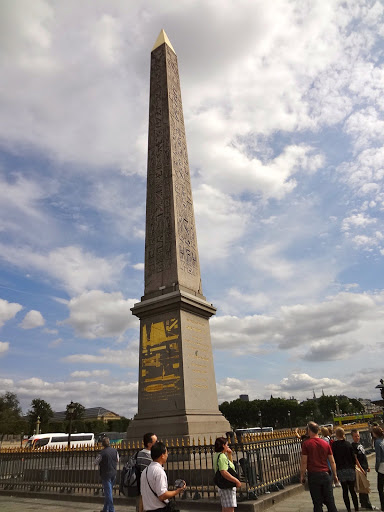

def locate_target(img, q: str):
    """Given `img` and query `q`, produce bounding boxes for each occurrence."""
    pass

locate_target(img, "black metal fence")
[0,436,303,501]
[0,429,373,502]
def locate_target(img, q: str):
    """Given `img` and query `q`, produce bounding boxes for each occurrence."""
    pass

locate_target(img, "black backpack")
[120,451,139,497]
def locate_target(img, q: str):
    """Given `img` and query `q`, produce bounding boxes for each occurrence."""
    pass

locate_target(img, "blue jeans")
[102,476,116,512]
[308,472,338,512]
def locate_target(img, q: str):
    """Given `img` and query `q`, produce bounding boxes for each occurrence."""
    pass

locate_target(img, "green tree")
[27,398,54,433]
[0,392,25,445]
[107,417,130,432]
[66,402,85,421]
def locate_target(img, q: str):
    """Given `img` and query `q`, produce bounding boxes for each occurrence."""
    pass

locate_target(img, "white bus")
[25,432,95,449]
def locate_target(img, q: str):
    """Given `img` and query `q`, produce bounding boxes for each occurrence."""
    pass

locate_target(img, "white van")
[25,432,95,449]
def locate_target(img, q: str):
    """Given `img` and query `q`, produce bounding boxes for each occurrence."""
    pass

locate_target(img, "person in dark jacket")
[351,429,376,510]
[333,427,364,512]
[95,437,119,512]
[372,426,384,512]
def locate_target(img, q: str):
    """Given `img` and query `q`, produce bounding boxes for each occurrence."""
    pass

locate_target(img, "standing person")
[213,436,241,512]
[300,421,339,512]
[94,437,119,512]
[372,426,384,512]
[140,441,185,511]
[332,427,364,512]
[351,429,376,510]
[136,432,157,512]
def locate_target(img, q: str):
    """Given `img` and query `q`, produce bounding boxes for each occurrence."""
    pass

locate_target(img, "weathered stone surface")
[128,32,230,441]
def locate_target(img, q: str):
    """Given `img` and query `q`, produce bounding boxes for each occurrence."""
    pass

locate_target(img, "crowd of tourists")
[298,422,384,512]
[93,422,384,512]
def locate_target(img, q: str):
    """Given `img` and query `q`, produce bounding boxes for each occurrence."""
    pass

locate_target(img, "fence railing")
[0,427,373,502]
[0,436,302,500]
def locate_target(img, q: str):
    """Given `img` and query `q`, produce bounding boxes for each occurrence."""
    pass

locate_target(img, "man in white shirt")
[140,441,185,512]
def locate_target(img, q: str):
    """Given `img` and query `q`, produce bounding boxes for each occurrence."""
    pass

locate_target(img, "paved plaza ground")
[0,455,381,512]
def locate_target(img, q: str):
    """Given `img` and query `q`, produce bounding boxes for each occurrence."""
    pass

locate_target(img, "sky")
[0,0,384,419]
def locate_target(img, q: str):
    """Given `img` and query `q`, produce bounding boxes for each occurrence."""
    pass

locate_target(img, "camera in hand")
[174,479,185,488]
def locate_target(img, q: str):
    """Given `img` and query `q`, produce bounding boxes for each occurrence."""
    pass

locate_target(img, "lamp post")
[36,416,41,435]
[67,401,75,449]
[288,410,292,430]
[258,410,263,430]
[20,431,24,448]
[310,410,313,422]
[375,378,384,422]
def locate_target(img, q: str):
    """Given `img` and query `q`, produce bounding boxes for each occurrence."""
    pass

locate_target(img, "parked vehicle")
[96,432,126,446]
[25,432,95,449]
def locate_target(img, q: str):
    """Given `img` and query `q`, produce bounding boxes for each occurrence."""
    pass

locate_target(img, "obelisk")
[128,30,230,440]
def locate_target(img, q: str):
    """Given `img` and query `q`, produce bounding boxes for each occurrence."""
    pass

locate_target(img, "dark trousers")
[340,480,358,511]
[378,471,384,511]
[359,491,372,509]
[308,472,338,512]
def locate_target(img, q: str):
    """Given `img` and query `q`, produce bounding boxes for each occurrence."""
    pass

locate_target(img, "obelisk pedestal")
[127,30,230,442]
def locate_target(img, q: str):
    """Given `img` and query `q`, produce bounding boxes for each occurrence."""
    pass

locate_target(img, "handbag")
[355,466,370,494]
[145,467,179,512]
[214,453,238,489]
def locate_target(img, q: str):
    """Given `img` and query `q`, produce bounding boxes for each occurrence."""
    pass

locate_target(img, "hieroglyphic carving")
[166,46,199,279]
[145,44,174,292]
[144,42,201,296]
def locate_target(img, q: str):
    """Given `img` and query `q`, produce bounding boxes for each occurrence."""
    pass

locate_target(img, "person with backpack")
[136,433,157,512]
[94,437,119,512]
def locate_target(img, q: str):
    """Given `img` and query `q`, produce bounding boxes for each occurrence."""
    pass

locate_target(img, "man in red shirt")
[301,421,339,512]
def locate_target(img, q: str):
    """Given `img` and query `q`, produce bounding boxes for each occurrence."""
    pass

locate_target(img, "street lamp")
[36,416,41,435]
[288,410,292,430]
[67,401,75,449]
[310,410,313,421]
[375,378,384,422]
[258,410,263,430]
[20,431,24,448]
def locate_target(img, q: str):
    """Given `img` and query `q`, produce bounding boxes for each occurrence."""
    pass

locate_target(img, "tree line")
[0,392,130,443]
[219,394,364,430]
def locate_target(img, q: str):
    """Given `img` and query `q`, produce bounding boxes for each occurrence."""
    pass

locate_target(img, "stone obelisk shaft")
[144,32,202,300]
[129,31,230,441]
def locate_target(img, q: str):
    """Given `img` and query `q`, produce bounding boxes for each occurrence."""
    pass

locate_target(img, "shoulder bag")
[145,467,179,512]
[214,453,238,489]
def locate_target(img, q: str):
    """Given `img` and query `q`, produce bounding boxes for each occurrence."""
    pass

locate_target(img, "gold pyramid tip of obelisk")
[152,29,176,54]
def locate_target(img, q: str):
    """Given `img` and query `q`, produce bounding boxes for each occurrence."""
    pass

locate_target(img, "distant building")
[52,407,121,423]
[239,394,249,402]
[360,398,382,413]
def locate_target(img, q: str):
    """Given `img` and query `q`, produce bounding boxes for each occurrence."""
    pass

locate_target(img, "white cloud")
[268,373,345,394]
[194,185,251,261]
[43,327,58,335]
[20,310,45,329]
[48,338,62,347]
[0,245,127,295]
[132,263,144,271]
[342,213,377,231]
[0,341,9,355]
[70,369,109,378]
[0,298,22,327]
[211,291,382,359]
[63,290,137,339]
[63,342,138,368]
[10,376,138,417]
